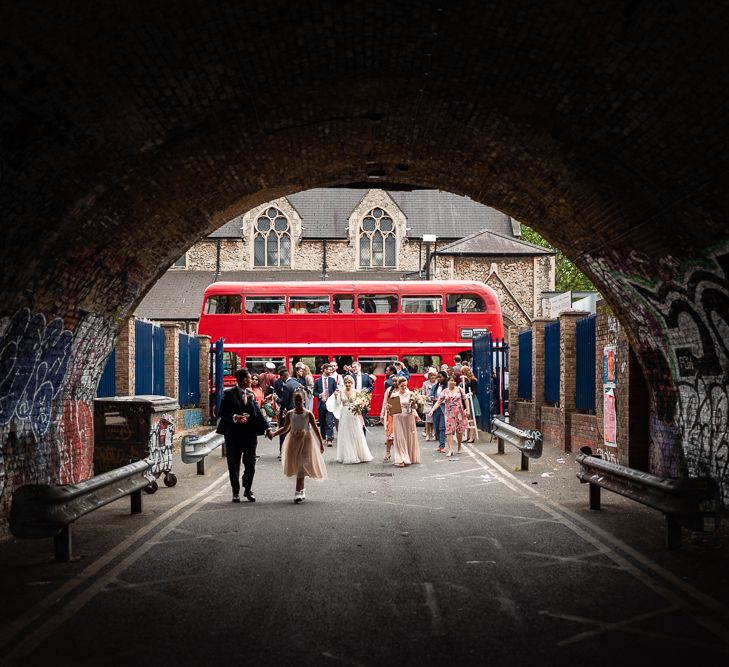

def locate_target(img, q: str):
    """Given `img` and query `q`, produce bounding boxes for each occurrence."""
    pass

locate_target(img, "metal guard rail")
[181,431,224,474]
[576,447,717,550]
[9,459,152,561]
[491,418,542,470]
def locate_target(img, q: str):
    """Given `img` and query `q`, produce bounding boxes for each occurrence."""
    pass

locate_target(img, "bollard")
[589,483,601,510]
[130,489,142,515]
[54,525,73,562]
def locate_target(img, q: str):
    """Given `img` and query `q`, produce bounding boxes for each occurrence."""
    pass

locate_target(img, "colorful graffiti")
[0,308,73,439]
[588,245,729,507]
[0,307,115,502]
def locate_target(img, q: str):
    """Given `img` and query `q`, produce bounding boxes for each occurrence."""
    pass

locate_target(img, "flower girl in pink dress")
[271,389,327,503]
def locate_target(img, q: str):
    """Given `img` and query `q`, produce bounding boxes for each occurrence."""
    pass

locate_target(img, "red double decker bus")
[198,280,503,415]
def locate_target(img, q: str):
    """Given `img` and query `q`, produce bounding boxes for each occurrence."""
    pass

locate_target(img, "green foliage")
[521,226,596,292]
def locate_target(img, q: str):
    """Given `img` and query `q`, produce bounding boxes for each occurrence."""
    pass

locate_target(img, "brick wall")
[162,324,180,402]
[198,335,211,423]
[509,309,639,462]
[541,406,561,446]
[558,311,589,452]
[570,413,600,452]
[115,317,135,395]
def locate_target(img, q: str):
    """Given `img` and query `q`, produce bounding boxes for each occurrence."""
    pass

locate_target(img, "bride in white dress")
[327,375,374,464]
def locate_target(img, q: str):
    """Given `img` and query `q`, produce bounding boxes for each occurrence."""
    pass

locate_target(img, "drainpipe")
[322,239,328,279]
[214,239,221,281]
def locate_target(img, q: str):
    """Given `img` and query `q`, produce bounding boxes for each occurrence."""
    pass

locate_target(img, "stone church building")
[137,188,555,337]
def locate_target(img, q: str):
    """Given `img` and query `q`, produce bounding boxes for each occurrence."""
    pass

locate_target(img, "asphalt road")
[1,427,728,666]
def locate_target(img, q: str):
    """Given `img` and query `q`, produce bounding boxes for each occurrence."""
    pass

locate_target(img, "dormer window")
[253,207,291,267]
[359,207,396,268]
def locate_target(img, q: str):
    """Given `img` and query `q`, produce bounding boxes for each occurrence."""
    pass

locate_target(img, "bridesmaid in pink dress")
[391,377,421,467]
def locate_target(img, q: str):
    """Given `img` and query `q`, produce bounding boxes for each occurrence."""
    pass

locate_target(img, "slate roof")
[135,269,413,320]
[210,189,514,240]
[437,229,555,256]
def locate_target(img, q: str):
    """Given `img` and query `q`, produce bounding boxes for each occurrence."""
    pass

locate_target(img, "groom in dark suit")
[313,362,337,446]
[216,368,273,502]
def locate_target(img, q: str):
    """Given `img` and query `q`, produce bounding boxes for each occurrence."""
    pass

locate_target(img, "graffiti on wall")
[588,245,729,507]
[0,307,115,498]
[0,308,73,439]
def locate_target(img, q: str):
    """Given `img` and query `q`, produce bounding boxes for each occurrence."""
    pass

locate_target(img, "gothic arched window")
[359,207,396,268]
[253,207,291,267]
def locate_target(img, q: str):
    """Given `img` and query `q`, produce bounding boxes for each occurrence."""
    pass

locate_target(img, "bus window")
[205,294,242,314]
[332,294,354,313]
[446,293,486,313]
[245,296,286,314]
[358,356,397,375]
[291,356,329,373]
[402,355,441,374]
[223,352,240,375]
[357,294,398,313]
[246,356,286,374]
[401,296,442,313]
[290,295,329,314]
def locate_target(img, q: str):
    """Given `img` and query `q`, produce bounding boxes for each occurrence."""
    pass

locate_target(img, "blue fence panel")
[189,336,200,405]
[471,333,493,430]
[492,338,508,416]
[576,314,596,412]
[153,325,165,395]
[135,320,153,395]
[135,320,165,395]
[518,331,532,400]
[544,321,560,405]
[178,332,201,406]
[209,338,225,420]
[96,349,116,397]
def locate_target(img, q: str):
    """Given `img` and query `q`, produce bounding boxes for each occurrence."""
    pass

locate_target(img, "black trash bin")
[94,395,179,493]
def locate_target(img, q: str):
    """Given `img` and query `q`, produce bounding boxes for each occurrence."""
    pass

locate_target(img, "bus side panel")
[398,315,448,343]
[286,314,334,344]
[356,313,398,344]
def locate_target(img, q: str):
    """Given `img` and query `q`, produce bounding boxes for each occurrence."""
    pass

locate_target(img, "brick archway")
[1,2,728,511]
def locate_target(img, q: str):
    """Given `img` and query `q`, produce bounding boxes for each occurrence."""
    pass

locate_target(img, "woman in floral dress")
[421,368,437,441]
[428,376,468,457]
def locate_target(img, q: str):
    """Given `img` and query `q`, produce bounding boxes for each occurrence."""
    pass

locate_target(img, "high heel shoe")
[445,451,453,457]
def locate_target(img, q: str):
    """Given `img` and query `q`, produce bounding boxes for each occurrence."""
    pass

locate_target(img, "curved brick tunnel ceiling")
[1,2,728,506]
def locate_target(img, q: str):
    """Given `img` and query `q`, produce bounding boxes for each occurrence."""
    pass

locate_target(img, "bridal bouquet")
[409,389,427,412]
[351,390,371,415]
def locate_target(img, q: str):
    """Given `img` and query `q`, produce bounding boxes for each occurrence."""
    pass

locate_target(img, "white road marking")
[540,607,729,651]
[2,472,230,660]
[423,582,445,636]
[462,442,729,645]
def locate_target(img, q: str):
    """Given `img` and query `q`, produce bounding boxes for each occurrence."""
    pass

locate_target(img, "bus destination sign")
[460,327,490,339]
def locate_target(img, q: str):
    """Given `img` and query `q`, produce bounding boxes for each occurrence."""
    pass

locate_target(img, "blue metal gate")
[135,319,165,395]
[471,334,509,430]
[576,314,596,412]
[518,330,532,400]
[544,321,560,405]
[96,349,116,397]
[209,338,225,422]
[178,332,201,407]
[471,333,493,430]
